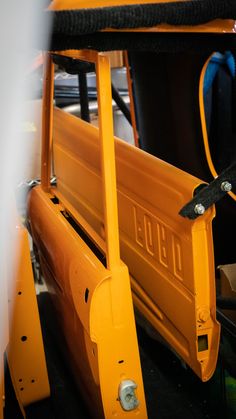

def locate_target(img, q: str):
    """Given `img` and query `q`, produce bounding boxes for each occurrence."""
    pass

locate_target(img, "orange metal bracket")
[0,209,50,419]
[6,220,50,415]
[41,54,54,191]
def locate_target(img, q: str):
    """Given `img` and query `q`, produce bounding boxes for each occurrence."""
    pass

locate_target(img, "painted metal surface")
[7,220,50,411]
[28,186,147,418]
[41,54,54,191]
[49,0,191,10]
[31,50,147,418]
[53,107,221,381]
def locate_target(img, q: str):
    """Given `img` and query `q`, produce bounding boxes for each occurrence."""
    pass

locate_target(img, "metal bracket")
[119,380,139,411]
[179,161,236,219]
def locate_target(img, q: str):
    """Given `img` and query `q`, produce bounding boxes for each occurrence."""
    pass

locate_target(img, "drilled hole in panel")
[21,336,27,342]
[19,379,23,382]
[85,288,89,303]
[118,360,124,364]
[51,197,59,204]
[31,379,35,383]
[20,388,24,391]
[18,291,22,295]
[198,335,208,352]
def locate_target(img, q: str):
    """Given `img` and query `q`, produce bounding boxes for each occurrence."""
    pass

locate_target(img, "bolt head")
[194,204,205,215]
[221,181,232,192]
[198,309,210,323]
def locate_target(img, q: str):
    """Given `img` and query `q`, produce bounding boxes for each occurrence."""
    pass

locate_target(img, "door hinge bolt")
[194,204,205,215]
[221,181,232,192]
[119,380,139,411]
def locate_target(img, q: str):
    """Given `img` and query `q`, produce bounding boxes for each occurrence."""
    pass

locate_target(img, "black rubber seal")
[49,1,236,36]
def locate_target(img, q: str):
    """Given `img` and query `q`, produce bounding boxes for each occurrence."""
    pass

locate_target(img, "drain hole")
[85,288,89,303]
[51,197,59,204]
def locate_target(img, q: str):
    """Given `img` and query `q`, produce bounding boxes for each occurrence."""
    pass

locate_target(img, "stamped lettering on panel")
[133,204,184,281]
[133,205,144,248]
[144,214,154,256]
[172,234,184,281]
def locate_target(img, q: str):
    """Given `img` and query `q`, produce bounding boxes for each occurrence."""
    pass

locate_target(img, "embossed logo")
[133,205,183,281]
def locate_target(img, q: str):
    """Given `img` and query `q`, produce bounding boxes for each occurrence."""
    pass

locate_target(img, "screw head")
[194,204,205,215]
[198,308,210,323]
[221,181,232,192]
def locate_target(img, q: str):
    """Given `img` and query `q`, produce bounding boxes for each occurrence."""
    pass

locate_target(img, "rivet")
[194,204,205,215]
[221,181,232,192]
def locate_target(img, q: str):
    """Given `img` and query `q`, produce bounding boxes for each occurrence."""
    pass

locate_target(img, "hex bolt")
[221,181,232,192]
[194,204,205,215]
[119,380,139,411]
[198,308,210,323]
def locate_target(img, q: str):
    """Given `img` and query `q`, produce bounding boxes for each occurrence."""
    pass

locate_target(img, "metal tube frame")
[41,50,121,271]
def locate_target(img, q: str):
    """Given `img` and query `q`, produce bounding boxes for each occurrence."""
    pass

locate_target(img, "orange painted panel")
[28,186,147,418]
[53,107,220,381]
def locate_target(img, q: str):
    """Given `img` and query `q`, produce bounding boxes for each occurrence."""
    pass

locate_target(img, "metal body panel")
[35,50,147,418]
[7,221,50,409]
[28,186,147,418]
[53,107,220,381]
